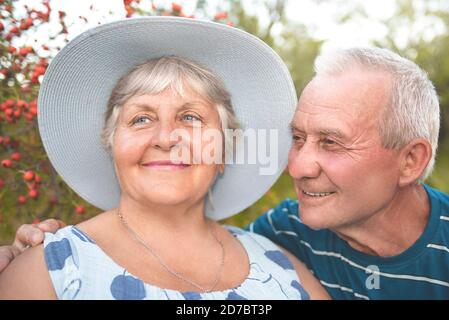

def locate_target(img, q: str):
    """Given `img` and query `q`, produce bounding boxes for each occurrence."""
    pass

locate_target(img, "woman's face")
[112,85,224,208]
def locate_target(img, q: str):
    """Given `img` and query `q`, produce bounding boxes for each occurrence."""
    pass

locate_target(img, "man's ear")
[398,139,432,187]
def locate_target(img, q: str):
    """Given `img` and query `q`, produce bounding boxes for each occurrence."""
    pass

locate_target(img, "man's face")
[288,70,402,230]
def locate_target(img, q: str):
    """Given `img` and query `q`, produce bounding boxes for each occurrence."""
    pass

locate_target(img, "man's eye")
[292,135,305,142]
[323,139,336,145]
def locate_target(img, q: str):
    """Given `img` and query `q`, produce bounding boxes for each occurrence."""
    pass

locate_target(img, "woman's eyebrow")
[125,103,157,112]
[178,101,210,111]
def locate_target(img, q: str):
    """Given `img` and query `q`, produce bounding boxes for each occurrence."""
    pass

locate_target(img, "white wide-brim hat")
[38,17,297,220]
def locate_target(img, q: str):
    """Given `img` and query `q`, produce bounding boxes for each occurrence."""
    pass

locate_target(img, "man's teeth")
[302,191,333,197]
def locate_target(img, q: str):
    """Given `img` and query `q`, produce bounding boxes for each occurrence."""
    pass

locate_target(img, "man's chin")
[299,211,334,231]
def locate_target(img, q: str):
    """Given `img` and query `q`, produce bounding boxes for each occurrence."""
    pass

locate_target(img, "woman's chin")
[140,189,202,207]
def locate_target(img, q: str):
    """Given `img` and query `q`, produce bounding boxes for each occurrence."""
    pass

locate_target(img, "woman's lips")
[142,160,191,170]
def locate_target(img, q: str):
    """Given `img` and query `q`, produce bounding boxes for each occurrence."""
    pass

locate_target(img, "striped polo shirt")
[248,184,449,299]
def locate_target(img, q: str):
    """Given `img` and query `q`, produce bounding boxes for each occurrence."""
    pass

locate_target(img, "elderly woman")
[0,17,328,299]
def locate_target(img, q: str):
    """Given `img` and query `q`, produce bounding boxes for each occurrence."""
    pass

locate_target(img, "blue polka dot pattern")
[264,250,294,270]
[291,280,310,300]
[181,291,203,300]
[44,225,306,299]
[45,238,72,271]
[110,273,146,300]
[226,291,248,300]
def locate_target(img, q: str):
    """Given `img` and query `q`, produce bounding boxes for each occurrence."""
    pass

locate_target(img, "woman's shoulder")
[0,242,57,299]
[44,210,114,246]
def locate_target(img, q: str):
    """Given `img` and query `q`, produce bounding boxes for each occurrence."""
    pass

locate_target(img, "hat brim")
[38,17,297,220]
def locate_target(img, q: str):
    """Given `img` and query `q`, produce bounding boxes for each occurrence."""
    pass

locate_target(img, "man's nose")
[288,141,321,179]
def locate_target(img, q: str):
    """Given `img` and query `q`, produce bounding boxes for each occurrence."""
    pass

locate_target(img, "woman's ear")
[398,139,432,187]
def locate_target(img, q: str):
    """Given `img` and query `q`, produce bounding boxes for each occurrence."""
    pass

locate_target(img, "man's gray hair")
[314,47,440,180]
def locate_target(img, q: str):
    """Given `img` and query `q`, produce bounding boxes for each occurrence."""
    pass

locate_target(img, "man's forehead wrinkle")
[296,102,356,119]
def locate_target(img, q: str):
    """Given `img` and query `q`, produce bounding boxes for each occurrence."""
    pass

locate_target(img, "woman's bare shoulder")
[0,244,57,299]
[75,210,117,240]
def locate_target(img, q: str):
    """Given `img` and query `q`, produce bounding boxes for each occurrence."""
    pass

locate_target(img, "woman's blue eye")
[133,116,151,125]
[183,114,200,122]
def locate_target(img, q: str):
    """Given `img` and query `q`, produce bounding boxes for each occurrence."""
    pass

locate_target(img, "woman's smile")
[141,160,191,170]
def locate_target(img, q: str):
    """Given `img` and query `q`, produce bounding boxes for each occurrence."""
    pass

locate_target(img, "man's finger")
[13,224,42,251]
[37,218,66,233]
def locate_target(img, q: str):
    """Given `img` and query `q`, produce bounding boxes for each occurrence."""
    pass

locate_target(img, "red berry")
[24,170,35,181]
[7,45,16,54]
[75,205,85,215]
[18,195,27,204]
[19,47,29,56]
[172,3,182,12]
[5,99,14,108]
[11,152,21,161]
[0,178,4,189]
[13,109,22,118]
[10,26,19,34]
[35,174,42,183]
[25,18,33,27]
[16,100,28,108]
[214,12,228,20]
[5,108,13,117]
[28,182,39,190]
[1,159,12,168]
[28,189,39,199]
[29,106,37,116]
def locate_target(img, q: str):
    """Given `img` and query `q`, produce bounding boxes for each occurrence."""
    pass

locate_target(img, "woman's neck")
[117,195,212,241]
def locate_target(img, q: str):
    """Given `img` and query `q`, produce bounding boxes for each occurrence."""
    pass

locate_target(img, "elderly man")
[1,47,448,299]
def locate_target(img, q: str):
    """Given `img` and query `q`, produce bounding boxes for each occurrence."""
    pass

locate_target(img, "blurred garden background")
[0,0,448,244]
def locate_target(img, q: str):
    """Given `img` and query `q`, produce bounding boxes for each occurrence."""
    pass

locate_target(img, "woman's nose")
[152,121,179,151]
